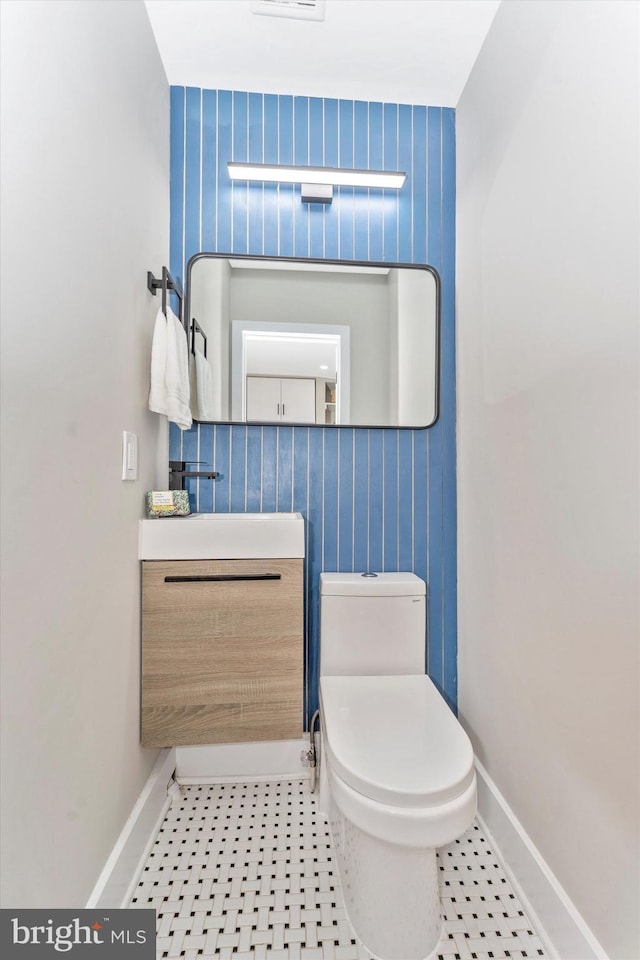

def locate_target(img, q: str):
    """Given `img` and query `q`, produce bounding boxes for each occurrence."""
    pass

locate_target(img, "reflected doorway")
[231,322,350,424]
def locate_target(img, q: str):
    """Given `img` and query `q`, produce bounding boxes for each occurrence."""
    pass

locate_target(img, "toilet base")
[327,790,442,960]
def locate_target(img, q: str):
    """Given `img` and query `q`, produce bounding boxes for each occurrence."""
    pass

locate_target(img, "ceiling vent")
[250,0,326,22]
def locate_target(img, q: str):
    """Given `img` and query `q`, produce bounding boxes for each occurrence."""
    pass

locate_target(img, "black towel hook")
[190,318,208,358]
[147,267,184,321]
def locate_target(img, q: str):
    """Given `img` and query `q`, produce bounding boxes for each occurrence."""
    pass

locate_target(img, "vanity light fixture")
[227,162,407,204]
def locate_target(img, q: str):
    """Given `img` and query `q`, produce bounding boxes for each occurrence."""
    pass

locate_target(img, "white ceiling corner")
[144,0,501,107]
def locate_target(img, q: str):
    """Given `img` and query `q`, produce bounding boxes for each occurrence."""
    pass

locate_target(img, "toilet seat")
[320,674,475,809]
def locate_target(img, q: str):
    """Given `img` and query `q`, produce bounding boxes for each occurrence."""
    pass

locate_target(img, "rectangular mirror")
[186,253,440,429]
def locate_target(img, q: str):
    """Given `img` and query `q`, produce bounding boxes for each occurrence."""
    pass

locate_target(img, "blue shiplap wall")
[169,88,456,723]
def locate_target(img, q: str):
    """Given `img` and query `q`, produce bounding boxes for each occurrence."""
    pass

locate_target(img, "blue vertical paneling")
[338,100,355,261]
[293,97,309,257]
[212,424,229,511]
[353,101,369,261]
[278,96,294,257]
[413,429,429,581]
[383,430,398,571]
[246,426,262,512]
[352,429,369,573]
[277,427,293,512]
[308,98,325,259]
[261,427,278,512]
[231,92,248,254]
[303,97,325,258]
[322,429,339,572]
[367,102,384,262]
[323,98,339,259]
[383,103,398,262]
[198,424,215,514]
[397,104,413,264]
[412,106,427,265]
[426,422,443,688]
[216,91,233,253]
[398,430,414,572]
[427,107,442,268]
[230,424,247,512]
[263,95,279,256]
[185,88,202,268]
[338,429,354,571]
[292,427,309,518]
[248,93,264,257]
[309,98,324,165]
[201,90,217,251]
[170,87,185,286]
[169,87,457,722]
[367,429,384,571]
[263,95,277,163]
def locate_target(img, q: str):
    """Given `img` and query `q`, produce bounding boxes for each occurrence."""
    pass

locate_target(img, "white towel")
[194,349,216,421]
[148,307,168,415]
[164,307,192,430]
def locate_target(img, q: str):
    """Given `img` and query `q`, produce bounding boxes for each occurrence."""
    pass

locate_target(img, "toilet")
[318,572,477,960]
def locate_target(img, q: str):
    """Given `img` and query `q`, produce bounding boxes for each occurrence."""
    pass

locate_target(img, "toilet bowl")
[318,573,477,960]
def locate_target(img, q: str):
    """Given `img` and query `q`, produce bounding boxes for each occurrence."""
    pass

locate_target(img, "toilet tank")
[319,572,426,677]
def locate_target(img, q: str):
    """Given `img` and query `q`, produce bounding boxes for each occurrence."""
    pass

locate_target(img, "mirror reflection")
[186,254,439,428]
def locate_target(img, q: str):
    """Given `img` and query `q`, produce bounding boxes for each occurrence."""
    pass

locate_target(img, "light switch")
[121,431,138,481]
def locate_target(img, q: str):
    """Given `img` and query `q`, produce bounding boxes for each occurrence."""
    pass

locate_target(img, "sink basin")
[138,512,305,560]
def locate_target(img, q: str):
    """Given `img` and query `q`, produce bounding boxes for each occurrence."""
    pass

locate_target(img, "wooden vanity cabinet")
[141,558,303,747]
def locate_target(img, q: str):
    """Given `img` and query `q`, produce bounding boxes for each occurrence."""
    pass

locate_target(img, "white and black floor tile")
[130,780,548,960]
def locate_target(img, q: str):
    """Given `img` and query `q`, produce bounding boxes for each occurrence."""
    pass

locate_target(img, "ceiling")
[144,0,501,107]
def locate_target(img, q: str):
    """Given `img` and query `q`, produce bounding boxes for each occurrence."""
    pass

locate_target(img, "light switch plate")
[122,431,138,481]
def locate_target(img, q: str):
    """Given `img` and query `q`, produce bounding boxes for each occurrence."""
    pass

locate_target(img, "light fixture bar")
[228,162,407,190]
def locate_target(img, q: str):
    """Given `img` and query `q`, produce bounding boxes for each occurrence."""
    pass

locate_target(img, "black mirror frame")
[184,252,441,430]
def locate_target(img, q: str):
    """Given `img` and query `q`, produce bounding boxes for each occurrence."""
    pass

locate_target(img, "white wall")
[396,269,437,426]
[0,0,169,907]
[456,2,639,958]
[190,257,230,419]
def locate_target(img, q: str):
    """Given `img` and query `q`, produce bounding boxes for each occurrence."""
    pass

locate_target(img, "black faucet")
[168,460,219,491]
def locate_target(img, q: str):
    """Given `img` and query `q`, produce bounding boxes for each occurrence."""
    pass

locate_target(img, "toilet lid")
[320,674,475,809]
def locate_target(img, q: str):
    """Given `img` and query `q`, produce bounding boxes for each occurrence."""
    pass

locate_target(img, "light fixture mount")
[301,182,332,204]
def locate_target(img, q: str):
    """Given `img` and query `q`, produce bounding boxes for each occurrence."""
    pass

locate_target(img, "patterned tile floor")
[130,779,548,960]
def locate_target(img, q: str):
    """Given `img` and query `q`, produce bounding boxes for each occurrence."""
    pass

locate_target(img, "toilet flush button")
[361,572,378,578]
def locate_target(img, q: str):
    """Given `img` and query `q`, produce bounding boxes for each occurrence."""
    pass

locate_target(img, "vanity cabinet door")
[141,558,303,747]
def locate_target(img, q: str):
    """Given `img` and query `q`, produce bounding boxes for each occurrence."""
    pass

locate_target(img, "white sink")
[138,512,305,560]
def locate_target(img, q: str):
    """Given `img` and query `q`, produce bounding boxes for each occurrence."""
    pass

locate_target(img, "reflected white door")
[246,377,315,423]
[246,377,280,421]
[281,378,315,423]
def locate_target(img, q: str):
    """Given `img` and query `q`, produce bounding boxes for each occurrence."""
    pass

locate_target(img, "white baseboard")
[86,748,176,909]
[83,743,609,958]
[175,739,311,782]
[474,758,608,960]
